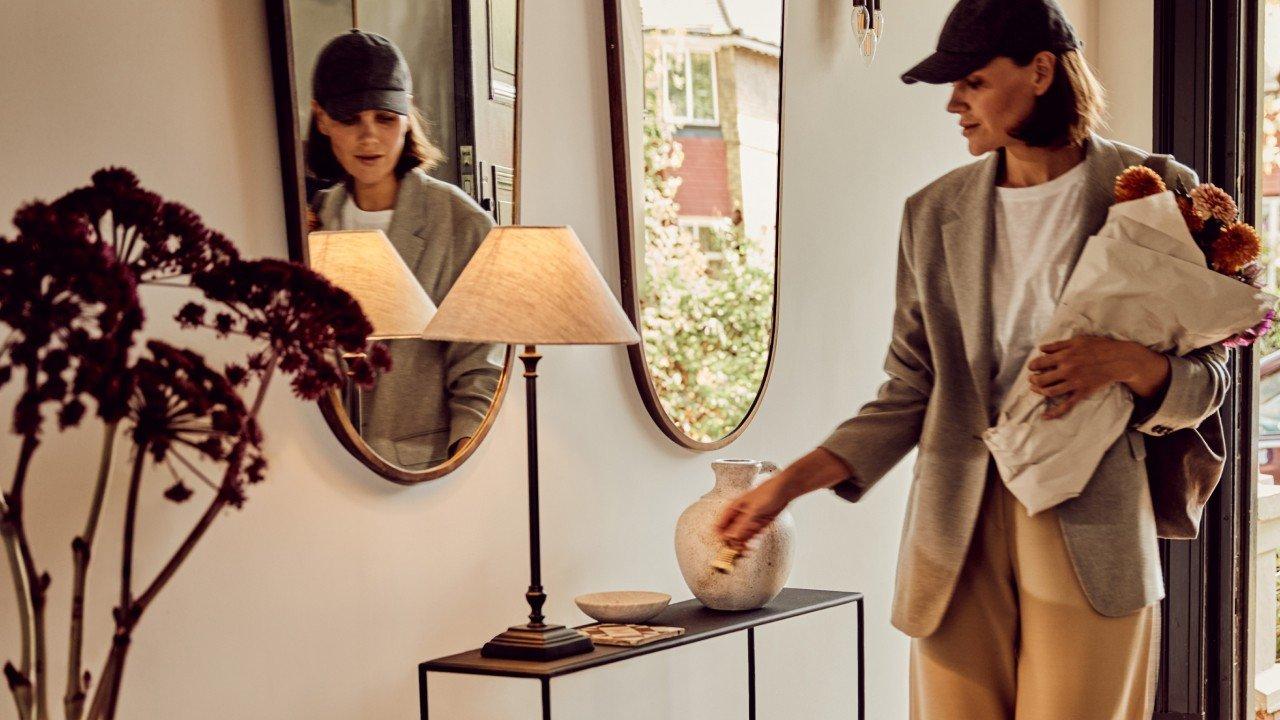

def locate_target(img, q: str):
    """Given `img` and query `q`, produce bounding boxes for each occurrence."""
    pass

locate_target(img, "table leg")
[748,627,756,720]
[419,669,429,720]
[541,677,551,720]
[856,598,864,720]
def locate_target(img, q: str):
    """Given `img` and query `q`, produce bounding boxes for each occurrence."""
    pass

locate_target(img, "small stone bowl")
[574,591,672,624]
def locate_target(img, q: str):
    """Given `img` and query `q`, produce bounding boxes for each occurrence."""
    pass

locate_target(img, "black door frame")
[1153,1,1260,717]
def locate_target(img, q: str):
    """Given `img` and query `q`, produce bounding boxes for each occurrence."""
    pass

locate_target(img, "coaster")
[580,623,685,646]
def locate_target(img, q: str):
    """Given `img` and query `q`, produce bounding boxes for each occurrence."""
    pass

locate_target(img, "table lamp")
[422,226,640,660]
[308,229,437,338]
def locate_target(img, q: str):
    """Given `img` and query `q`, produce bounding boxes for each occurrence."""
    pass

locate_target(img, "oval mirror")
[604,0,784,449]
[266,0,521,482]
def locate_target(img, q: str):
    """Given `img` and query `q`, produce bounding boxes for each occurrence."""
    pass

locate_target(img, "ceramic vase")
[674,459,795,611]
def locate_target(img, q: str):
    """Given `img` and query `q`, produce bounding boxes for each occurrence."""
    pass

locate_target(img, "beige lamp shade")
[422,226,640,345]
[308,230,437,339]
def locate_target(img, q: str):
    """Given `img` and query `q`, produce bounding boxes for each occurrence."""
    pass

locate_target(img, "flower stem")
[65,422,118,720]
[132,358,276,616]
[83,633,125,720]
[2,433,45,720]
[88,356,277,720]
[119,449,147,611]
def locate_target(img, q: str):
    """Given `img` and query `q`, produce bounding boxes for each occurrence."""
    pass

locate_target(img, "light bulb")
[851,2,870,42]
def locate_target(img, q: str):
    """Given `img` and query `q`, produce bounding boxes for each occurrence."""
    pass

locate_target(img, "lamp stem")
[521,345,546,627]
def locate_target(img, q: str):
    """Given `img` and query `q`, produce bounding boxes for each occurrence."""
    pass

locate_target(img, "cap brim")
[900,50,990,85]
[323,90,411,121]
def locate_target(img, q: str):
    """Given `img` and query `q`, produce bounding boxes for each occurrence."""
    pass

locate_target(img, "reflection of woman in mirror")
[305,29,502,470]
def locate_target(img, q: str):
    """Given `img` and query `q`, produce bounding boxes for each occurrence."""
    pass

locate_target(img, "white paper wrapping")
[982,191,1274,516]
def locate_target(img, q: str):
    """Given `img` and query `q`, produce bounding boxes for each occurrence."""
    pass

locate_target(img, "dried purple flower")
[162,481,194,503]
[50,167,239,283]
[129,341,265,506]
[0,201,143,435]
[187,259,385,399]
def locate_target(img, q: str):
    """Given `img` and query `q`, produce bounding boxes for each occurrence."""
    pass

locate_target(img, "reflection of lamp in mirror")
[851,0,884,66]
[308,229,438,431]
[307,229,438,339]
[423,226,639,660]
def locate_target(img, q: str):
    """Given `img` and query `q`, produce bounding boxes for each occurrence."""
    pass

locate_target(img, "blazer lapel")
[383,174,429,270]
[1066,133,1127,277]
[941,151,1000,421]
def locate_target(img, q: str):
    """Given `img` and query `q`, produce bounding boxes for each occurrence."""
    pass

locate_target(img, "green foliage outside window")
[639,49,775,443]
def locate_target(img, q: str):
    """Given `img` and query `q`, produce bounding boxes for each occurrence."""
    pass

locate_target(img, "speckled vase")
[675,459,795,611]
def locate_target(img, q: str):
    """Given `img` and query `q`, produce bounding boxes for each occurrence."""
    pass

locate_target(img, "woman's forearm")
[774,447,857,501]
[1123,344,1171,399]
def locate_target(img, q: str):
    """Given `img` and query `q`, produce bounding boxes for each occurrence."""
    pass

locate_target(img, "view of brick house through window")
[638,0,780,442]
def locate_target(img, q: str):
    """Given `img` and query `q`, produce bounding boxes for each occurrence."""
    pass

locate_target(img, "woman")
[716,1,1229,717]
[305,29,502,469]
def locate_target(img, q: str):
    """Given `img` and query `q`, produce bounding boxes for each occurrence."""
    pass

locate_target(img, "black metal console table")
[419,587,864,720]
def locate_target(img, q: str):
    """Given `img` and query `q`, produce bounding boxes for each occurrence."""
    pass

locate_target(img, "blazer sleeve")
[444,342,503,448]
[443,207,503,449]
[1129,341,1229,436]
[1128,158,1232,436]
[819,202,933,503]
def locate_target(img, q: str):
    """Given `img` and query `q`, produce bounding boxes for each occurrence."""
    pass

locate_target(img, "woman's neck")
[350,175,399,212]
[999,141,1086,188]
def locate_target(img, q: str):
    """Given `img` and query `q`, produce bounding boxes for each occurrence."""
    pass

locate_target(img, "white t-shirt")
[988,161,1088,413]
[340,196,394,233]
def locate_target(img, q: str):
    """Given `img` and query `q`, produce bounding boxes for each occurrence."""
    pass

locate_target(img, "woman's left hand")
[1026,335,1168,420]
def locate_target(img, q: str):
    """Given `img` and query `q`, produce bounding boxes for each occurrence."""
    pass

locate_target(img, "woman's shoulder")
[903,154,992,218]
[396,168,495,249]
[400,168,493,224]
[313,181,347,228]
[1106,137,1199,187]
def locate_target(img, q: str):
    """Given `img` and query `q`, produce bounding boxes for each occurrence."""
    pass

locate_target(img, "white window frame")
[661,46,720,127]
[678,216,732,261]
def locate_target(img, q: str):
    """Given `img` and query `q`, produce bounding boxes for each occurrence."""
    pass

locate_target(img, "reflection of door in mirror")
[607,0,783,449]
[454,0,518,224]
[266,0,519,483]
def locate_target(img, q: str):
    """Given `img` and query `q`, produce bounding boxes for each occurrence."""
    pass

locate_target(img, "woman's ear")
[311,100,331,136]
[1030,51,1057,96]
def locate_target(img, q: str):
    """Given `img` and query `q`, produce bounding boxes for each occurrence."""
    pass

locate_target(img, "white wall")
[1092,0,1155,149]
[0,1,1146,718]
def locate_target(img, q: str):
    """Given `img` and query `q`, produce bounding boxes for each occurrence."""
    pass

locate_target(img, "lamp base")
[480,622,594,661]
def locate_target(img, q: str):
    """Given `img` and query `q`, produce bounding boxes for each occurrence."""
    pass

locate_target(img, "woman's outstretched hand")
[714,474,793,555]
[715,449,857,553]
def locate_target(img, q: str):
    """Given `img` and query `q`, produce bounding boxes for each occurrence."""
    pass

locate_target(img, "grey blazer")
[317,168,503,469]
[820,133,1230,638]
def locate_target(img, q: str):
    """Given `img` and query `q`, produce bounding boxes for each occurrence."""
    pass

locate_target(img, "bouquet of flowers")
[982,166,1276,516]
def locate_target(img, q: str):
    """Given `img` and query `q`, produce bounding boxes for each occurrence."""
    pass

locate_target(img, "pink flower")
[1223,308,1276,348]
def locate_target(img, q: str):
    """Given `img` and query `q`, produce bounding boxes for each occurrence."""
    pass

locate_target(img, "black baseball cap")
[901,0,1082,85]
[312,29,412,120]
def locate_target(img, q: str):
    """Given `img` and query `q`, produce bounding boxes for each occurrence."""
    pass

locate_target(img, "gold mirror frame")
[601,0,785,450]
[264,0,521,483]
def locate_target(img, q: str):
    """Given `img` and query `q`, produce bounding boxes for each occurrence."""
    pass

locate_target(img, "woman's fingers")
[717,505,772,548]
[714,504,737,533]
[1043,393,1078,419]
[1035,378,1076,397]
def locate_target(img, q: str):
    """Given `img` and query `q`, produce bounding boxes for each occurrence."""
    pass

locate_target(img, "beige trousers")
[909,463,1161,720]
